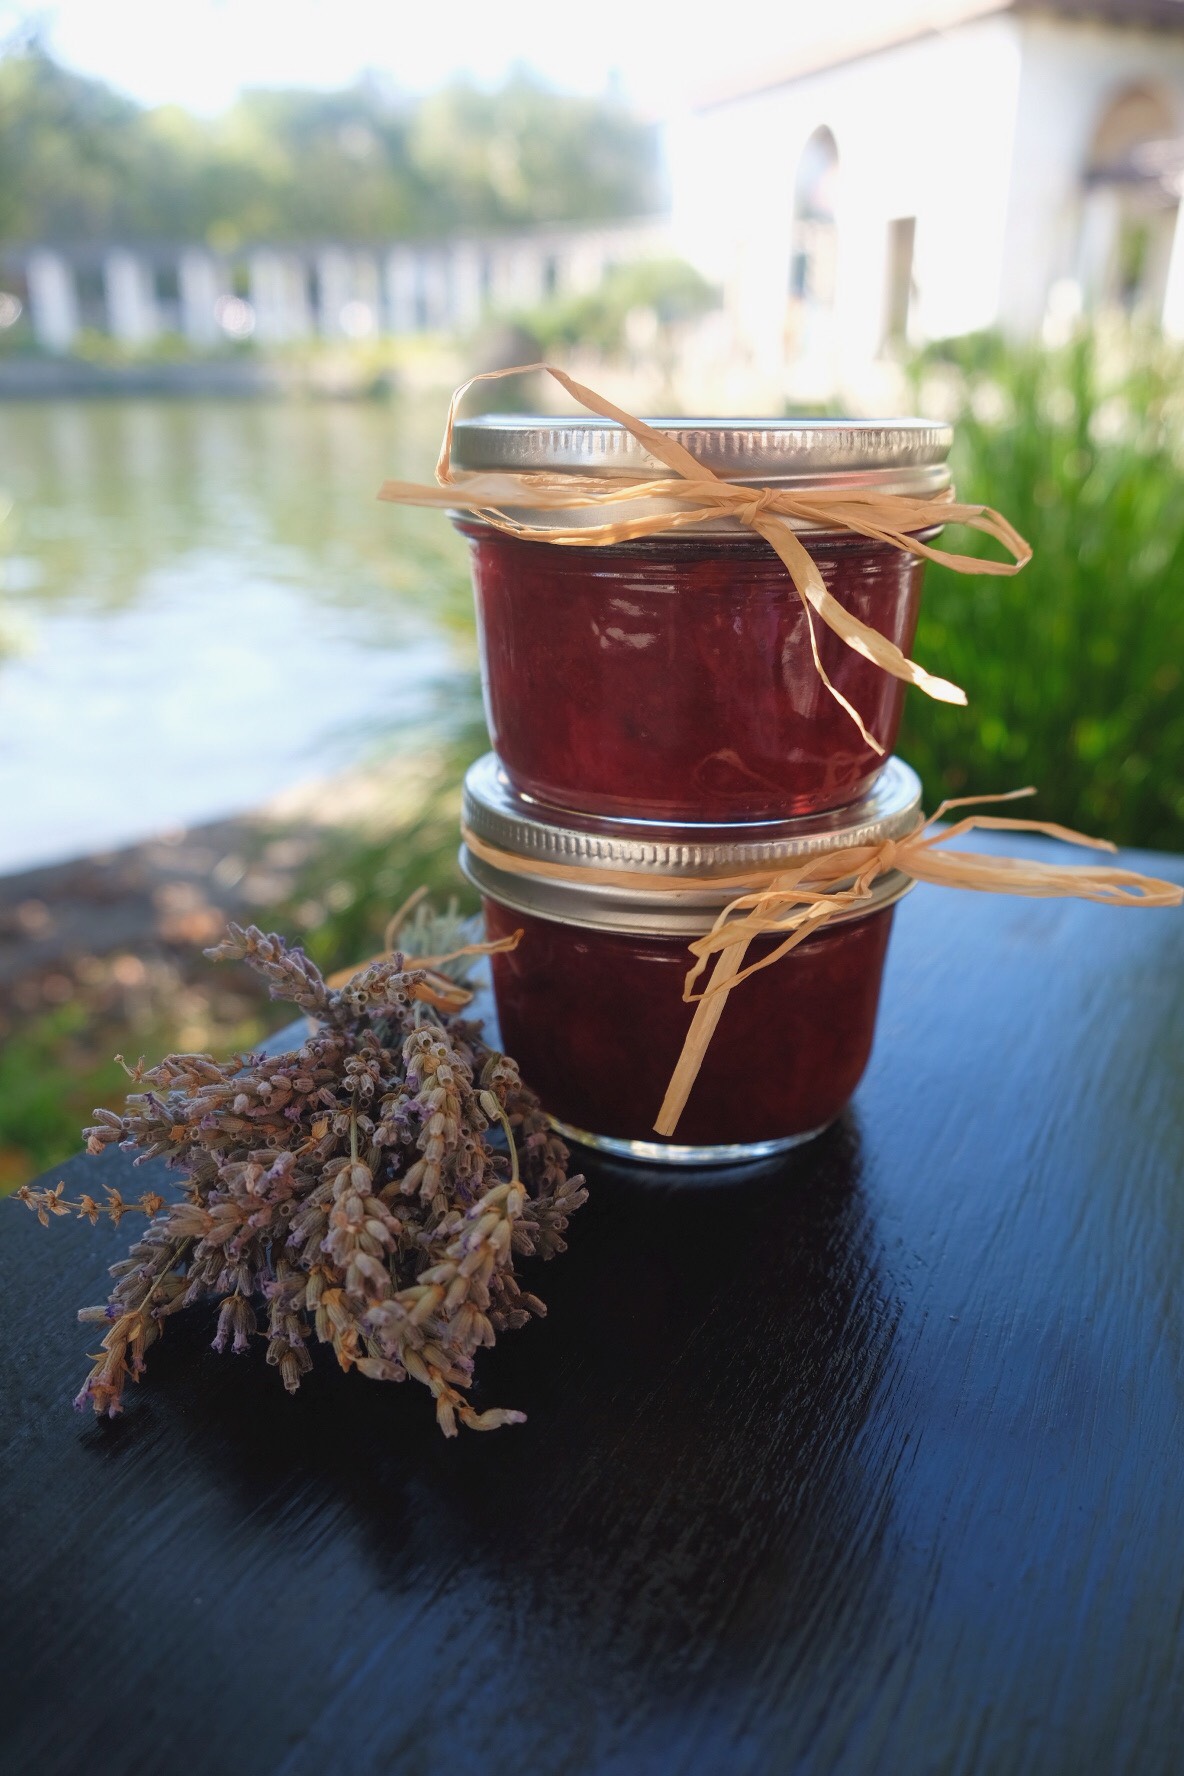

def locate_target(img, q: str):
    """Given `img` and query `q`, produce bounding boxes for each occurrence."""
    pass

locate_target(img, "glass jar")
[460,753,920,1167]
[451,415,951,823]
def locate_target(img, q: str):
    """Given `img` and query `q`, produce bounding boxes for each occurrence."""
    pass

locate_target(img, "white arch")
[1079,81,1180,317]
[1088,82,1177,171]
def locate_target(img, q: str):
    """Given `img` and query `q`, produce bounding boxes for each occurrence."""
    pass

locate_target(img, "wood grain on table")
[3,837,1183,1776]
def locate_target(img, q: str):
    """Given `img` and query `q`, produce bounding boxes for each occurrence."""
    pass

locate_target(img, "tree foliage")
[0,41,660,245]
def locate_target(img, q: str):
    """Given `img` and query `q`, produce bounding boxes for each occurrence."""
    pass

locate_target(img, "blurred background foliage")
[517,258,720,357]
[0,39,660,244]
[900,326,1184,850]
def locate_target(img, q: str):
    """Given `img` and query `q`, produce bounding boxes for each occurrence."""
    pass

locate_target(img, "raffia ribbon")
[462,790,1183,1137]
[377,363,1032,750]
[327,885,522,1010]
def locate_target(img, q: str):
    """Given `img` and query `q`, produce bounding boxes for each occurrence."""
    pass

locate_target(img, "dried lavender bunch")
[20,917,586,1436]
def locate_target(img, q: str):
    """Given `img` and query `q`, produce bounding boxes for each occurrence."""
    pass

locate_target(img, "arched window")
[1090,84,1175,168]
[1080,83,1179,316]
[789,127,839,308]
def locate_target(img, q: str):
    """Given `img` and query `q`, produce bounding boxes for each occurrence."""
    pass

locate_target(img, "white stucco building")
[667,0,1184,400]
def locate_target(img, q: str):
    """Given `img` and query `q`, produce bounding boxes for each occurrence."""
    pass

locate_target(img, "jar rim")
[451,414,952,488]
[460,753,921,936]
[463,753,921,871]
[461,843,913,938]
[450,414,951,536]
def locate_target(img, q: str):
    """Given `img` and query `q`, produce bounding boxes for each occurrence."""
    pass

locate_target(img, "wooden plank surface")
[3,837,1183,1776]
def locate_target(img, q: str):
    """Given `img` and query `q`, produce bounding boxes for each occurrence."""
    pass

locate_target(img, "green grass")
[899,327,1184,851]
[0,1003,98,1184]
[284,750,485,978]
[0,991,284,1191]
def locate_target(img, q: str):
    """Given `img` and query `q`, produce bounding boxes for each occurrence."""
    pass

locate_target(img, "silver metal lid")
[452,414,951,487]
[450,414,951,537]
[460,754,920,936]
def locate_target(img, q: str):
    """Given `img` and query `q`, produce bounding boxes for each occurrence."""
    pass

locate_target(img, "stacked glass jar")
[452,415,952,1164]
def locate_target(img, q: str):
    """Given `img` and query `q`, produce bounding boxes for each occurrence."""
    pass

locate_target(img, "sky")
[3,0,754,113]
[0,0,926,116]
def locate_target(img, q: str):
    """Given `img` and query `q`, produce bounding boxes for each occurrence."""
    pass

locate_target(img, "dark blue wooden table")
[3,838,1183,1776]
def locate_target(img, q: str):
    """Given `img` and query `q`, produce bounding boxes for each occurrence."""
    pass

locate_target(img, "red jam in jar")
[451,415,951,824]
[460,753,920,1167]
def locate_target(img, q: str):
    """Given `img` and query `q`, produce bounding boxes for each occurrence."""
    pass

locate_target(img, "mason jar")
[460,752,920,1167]
[451,415,950,823]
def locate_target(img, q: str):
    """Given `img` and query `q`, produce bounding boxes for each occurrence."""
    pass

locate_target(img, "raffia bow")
[461,791,1183,1138]
[326,885,522,1010]
[378,363,1032,749]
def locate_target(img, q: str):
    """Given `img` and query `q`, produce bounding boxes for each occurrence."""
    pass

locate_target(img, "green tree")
[0,41,659,247]
[409,70,660,231]
[0,41,160,239]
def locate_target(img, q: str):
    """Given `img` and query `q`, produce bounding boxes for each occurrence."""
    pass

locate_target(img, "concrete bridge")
[0,220,665,353]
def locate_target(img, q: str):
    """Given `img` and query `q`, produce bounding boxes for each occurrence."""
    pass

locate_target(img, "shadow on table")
[86,1113,900,1719]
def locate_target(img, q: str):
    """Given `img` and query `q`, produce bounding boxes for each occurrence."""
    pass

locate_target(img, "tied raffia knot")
[460,791,1182,1139]
[729,487,782,528]
[378,362,1033,749]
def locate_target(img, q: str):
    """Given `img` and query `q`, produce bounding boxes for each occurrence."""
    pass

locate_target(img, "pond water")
[0,397,479,874]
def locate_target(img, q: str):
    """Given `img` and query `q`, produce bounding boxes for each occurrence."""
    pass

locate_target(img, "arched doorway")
[1079,83,1180,317]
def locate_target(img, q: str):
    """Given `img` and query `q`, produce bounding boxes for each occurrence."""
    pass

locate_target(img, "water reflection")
[0,397,475,870]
